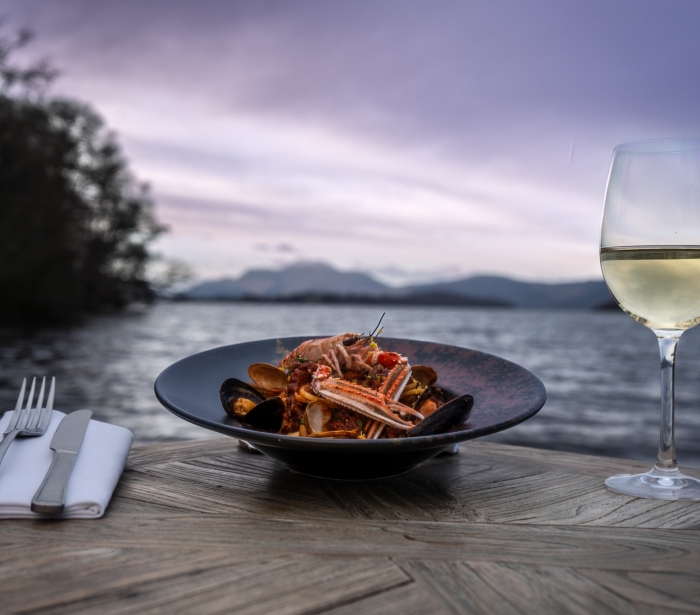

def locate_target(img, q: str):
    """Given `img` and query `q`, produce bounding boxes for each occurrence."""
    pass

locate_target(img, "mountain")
[230,290,510,308]
[181,263,612,309]
[403,275,613,309]
[185,262,389,299]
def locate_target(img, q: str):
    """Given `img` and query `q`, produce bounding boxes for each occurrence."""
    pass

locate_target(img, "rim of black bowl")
[154,336,547,452]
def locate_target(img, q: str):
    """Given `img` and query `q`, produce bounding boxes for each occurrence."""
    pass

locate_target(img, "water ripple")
[1,302,698,467]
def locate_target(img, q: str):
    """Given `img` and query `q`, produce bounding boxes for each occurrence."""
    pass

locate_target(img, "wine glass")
[601,138,700,499]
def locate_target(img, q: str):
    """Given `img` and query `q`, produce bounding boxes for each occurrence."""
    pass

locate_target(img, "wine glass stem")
[654,332,681,472]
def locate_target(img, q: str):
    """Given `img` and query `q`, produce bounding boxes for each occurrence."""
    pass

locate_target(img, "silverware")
[0,377,55,468]
[31,409,92,515]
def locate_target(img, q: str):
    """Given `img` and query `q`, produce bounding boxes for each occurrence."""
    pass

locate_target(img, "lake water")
[1,301,700,468]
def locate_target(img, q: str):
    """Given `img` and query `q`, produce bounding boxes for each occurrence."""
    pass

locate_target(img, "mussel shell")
[220,377,285,432]
[405,394,474,437]
[220,377,265,415]
[240,397,285,432]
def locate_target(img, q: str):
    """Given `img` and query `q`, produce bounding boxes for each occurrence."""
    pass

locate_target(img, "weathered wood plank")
[120,443,700,529]
[421,447,700,529]
[442,467,700,529]
[322,579,450,615]
[17,555,410,615]
[404,560,674,615]
[3,440,699,614]
[133,439,698,483]
[460,442,700,480]
[579,568,700,613]
[2,515,699,572]
[0,547,280,613]
[118,459,342,518]
[127,439,236,468]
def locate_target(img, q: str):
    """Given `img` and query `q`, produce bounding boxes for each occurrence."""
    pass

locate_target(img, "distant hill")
[185,262,388,299]
[180,263,613,309]
[228,290,511,308]
[403,275,613,309]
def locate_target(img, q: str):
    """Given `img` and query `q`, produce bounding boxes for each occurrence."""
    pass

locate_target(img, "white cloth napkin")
[0,410,133,519]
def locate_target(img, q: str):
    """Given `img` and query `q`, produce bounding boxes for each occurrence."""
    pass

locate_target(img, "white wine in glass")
[600,247,700,330]
[601,139,700,500]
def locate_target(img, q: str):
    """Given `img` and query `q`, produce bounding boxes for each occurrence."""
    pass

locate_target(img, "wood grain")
[125,440,700,529]
[1,438,699,614]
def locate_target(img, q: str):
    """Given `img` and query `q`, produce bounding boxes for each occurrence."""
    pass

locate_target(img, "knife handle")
[31,452,77,515]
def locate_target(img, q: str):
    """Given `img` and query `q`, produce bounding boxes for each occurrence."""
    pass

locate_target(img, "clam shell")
[304,401,332,434]
[411,365,438,387]
[248,363,289,392]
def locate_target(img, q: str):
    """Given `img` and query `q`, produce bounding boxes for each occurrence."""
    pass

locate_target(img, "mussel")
[413,385,448,417]
[220,377,285,432]
[404,394,473,437]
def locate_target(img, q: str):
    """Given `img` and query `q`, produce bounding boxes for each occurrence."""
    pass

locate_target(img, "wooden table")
[2,439,699,614]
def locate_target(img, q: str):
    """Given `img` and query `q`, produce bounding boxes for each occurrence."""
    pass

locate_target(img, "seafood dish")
[156,333,546,478]
[220,326,473,439]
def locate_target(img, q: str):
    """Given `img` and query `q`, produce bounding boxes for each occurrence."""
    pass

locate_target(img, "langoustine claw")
[311,363,423,431]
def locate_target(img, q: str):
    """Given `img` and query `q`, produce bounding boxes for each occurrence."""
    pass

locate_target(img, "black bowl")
[154,336,546,479]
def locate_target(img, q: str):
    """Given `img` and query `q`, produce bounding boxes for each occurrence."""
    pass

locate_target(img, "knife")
[31,410,92,515]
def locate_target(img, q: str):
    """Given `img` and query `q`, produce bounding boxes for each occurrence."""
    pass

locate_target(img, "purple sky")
[6,0,700,284]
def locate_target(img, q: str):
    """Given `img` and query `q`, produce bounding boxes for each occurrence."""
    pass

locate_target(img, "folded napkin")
[0,411,133,519]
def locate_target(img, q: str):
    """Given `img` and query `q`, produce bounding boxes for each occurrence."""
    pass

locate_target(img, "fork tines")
[8,377,55,433]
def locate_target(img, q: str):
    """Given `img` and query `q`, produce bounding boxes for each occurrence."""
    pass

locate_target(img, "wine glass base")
[605,467,700,500]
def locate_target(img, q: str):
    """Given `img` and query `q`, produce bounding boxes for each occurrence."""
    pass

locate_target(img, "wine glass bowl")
[601,138,700,499]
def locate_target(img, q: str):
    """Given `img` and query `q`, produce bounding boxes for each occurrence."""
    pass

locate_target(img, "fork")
[0,377,56,467]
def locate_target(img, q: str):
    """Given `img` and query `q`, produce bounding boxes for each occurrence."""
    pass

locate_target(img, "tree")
[0,27,166,323]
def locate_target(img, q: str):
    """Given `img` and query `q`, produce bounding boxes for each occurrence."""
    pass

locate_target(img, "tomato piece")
[376,351,402,369]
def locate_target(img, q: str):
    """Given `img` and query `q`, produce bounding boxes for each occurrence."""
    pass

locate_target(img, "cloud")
[6,0,700,282]
[255,243,296,253]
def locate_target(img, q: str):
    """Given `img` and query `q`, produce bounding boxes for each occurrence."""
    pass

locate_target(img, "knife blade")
[31,410,92,515]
